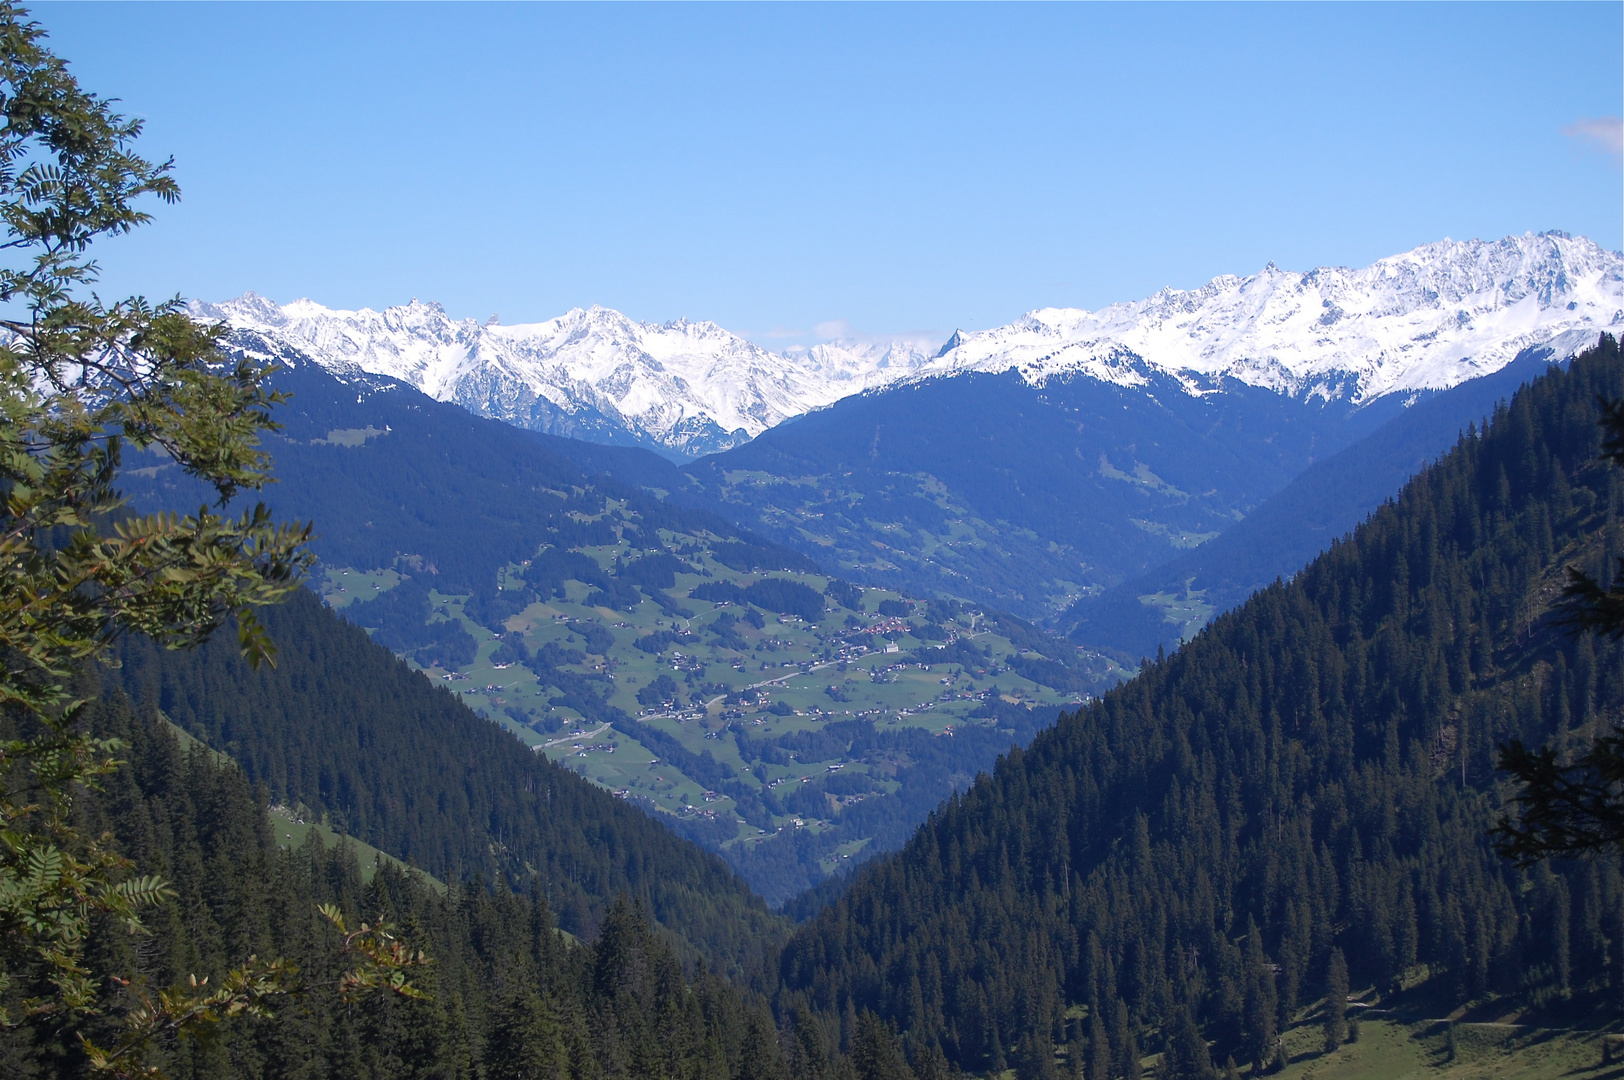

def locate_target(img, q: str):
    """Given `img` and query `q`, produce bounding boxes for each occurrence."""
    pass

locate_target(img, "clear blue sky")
[34,2,1624,348]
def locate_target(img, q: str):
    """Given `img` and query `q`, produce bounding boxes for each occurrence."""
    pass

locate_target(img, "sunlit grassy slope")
[322,516,1122,872]
[265,806,445,892]
[999,1013,1620,1080]
[1269,1016,1617,1080]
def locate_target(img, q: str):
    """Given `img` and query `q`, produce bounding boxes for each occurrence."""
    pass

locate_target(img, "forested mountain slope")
[1066,343,1581,657]
[110,589,785,977]
[0,681,787,1080]
[678,336,1607,633]
[677,367,1406,624]
[121,328,804,596]
[775,338,1624,1075]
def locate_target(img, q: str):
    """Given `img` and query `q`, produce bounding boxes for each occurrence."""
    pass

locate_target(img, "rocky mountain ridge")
[192,294,936,455]
[195,231,1621,456]
[916,231,1620,404]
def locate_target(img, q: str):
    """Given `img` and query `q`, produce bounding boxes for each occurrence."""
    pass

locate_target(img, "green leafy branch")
[79,904,432,1079]
[0,0,333,1059]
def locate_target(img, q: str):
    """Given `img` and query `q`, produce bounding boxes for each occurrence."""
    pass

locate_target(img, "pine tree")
[739,1008,791,1080]
[1158,1005,1213,1080]
[790,1014,837,1080]
[1114,1001,1141,1080]
[485,992,567,1080]
[1016,1030,1058,1080]
[853,1012,918,1080]
[1241,924,1277,1074]
[1321,948,1348,1052]
[1088,1011,1112,1080]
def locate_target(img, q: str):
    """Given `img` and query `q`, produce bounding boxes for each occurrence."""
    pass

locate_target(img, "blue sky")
[35,2,1624,348]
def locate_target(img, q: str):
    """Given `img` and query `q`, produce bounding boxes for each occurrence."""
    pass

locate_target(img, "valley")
[324,501,1116,902]
[120,339,1117,902]
[103,321,1624,1078]
[56,313,1624,1075]
[6,12,1620,1079]
[673,367,1404,625]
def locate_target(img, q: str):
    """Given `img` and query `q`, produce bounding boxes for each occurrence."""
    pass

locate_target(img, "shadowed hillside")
[775,338,1624,1075]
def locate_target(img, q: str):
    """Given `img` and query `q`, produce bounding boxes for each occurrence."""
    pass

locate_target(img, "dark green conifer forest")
[0,682,787,1079]
[16,340,1617,1080]
[107,591,785,978]
[776,339,1624,1075]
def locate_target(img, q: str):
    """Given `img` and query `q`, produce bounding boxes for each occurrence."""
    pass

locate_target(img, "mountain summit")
[190,295,936,456]
[196,232,1620,456]
[920,232,1621,404]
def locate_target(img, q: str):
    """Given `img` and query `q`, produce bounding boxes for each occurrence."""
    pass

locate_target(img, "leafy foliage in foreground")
[0,685,788,1080]
[0,2,318,1053]
[777,339,1624,1075]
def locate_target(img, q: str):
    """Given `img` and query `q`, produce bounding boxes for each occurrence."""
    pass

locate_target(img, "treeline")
[0,686,788,1080]
[110,588,785,977]
[776,340,1624,1075]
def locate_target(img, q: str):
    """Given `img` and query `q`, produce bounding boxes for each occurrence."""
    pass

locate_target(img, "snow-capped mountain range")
[917,232,1622,403]
[192,294,937,456]
[195,231,1622,457]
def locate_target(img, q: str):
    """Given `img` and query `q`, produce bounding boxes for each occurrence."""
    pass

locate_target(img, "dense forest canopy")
[776,339,1624,1076]
[109,590,786,978]
[0,683,790,1080]
[86,341,1624,1078]
[11,4,1618,1077]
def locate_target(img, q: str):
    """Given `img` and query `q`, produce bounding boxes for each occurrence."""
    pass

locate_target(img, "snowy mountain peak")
[192,295,937,456]
[195,232,1621,455]
[915,232,1622,404]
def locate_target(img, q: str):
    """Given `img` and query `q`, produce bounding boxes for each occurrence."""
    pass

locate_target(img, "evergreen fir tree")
[1241,923,1277,1074]
[1158,1005,1213,1080]
[1321,948,1348,1052]
[485,992,567,1080]
[1087,1012,1112,1080]
[853,1013,918,1080]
